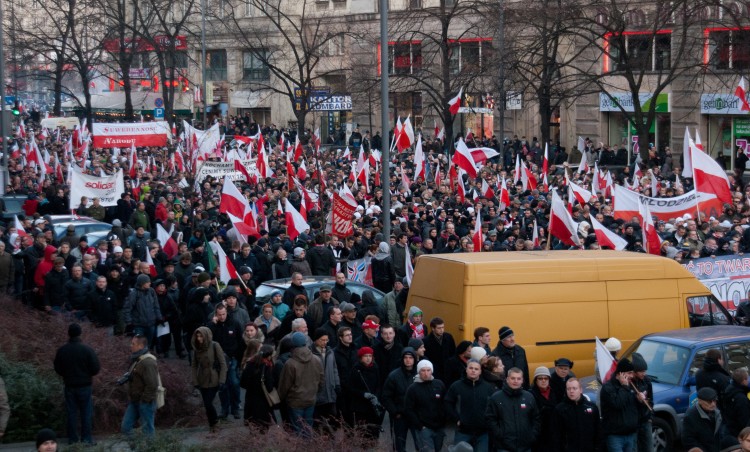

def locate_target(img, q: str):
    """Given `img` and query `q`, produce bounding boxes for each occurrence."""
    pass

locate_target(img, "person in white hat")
[404,360,447,451]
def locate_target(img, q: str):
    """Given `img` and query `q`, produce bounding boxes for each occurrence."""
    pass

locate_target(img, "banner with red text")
[92,121,171,148]
[69,166,125,208]
[613,185,724,222]
[331,192,357,237]
[683,254,750,316]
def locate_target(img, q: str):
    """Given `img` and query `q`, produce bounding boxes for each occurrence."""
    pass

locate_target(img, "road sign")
[153,107,165,119]
[154,97,164,108]
[4,96,14,106]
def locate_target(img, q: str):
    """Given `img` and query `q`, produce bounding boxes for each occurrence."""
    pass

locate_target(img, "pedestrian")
[485,367,540,451]
[347,346,384,441]
[722,367,750,437]
[121,334,160,436]
[53,323,100,446]
[492,326,530,389]
[404,359,447,452]
[631,353,654,452]
[240,344,276,427]
[553,378,603,452]
[35,428,58,452]
[472,326,492,355]
[382,347,420,452]
[191,326,227,434]
[209,303,243,420]
[371,242,395,293]
[310,329,339,431]
[549,357,575,402]
[398,306,425,347]
[600,358,641,452]
[423,317,455,382]
[530,366,558,452]
[682,387,738,451]
[278,332,324,436]
[445,359,494,451]
[123,274,162,349]
[333,326,357,425]
[696,348,731,410]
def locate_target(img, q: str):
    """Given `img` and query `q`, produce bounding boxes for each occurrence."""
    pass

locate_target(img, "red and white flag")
[469,147,500,165]
[356,148,369,192]
[128,143,138,179]
[220,176,252,223]
[513,154,521,185]
[156,224,179,259]
[690,138,732,204]
[292,135,304,162]
[216,245,239,284]
[736,76,750,111]
[276,199,283,217]
[284,198,310,241]
[568,180,594,205]
[14,215,27,237]
[471,209,482,252]
[481,179,495,199]
[542,143,549,175]
[414,135,426,180]
[448,87,463,115]
[234,160,253,184]
[456,168,467,203]
[532,219,540,248]
[452,138,478,178]
[576,137,589,174]
[521,161,538,191]
[596,337,617,383]
[639,201,662,255]
[145,251,158,277]
[312,128,321,152]
[549,190,581,247]
[433,119,440,138]
[297,159,308,180]
[397,116,415,152]
[590,216,627,251]
[499,177,510,208]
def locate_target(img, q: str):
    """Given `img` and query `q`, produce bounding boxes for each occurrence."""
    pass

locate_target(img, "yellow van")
[406,250,730,376]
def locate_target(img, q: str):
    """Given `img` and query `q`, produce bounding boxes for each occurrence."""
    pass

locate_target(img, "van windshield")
[623,339,690,386]
[687,295,733,327]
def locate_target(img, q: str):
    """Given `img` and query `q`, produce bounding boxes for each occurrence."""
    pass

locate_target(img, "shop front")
[308,93,352,145]
[701,93,748,171]
[601,92,670,164]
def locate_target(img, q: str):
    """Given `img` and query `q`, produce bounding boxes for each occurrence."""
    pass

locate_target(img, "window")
[387,42,421,75]
[243,51,270,81]
[166,51,188,69]
[707,28,750,71]
[605,32,672,72]
[625,339,690,386]
[724,342,750,372]
[687,295,732,327]
[327,35,345,57]
[206,49,227,81]
[687,347,710,379]
[410,0,422,8]
[449,39,491,75]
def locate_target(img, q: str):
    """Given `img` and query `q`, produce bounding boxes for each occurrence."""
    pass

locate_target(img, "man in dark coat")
[721,367,750,437]
[333,326,358,425]
[600,358,642,451]
[381,348,418,452]
[54,323,101,446]
[423,317,455,382]
[492,326,530,389]
[682,387,738,452]
[445,359,495,450]
[404,359,447,451]
[306,235,335,276]
[485,367,540,451]
[696,349,731,411]
[553,378,603,452]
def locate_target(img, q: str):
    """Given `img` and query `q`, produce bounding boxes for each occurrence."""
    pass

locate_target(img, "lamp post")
[0,0,9,194]
[380,0,390,240]
[200,0,207,127]
[497,0,505,141]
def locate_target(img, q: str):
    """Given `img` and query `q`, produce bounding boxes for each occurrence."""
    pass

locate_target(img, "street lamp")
[380,0,390,239]
[0,0,9,195]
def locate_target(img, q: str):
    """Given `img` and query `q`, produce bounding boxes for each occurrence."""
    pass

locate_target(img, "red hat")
[358,346,374,358]
[362,319,380,330]
[86,247,97,255]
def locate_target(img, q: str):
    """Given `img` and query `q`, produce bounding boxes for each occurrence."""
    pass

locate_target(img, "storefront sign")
[91,121,170,148]
[309,95,352,111]
[128,68,151,79]
[457,107,493,115]
[735,118,750,135]
[600,92,670,113]
[506,92,522,110]
[701,93,749,115]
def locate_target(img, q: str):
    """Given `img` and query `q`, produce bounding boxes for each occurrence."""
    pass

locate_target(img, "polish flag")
[448,87,463,115]
[404,242,415,286]
[469,147,500,165]
[681,127,694,178]
[456,168,467,203]
[293,135,304,162]
[513,154,521,185]
[521,161,537,191]
[449,165,457,191]
[690,138,732,204]
[397,116,415,152]
[639,201,662,255]
[499,177,510,208]
[568,180,594,205]
[17,122,26,138]
[542,173,549,193]
[596,337,617,383]
[284,198,310,241]
[400,163,411,194]
[14,215,28,237]
[452,138,478,178]
[577,137,589,173]
[436,126,445,141]
[257,145,273,178]
[542,143,549,175]
[736,76,750,111]
[145,251,158,277]
[549,189,581,247]
[393,117,402,151]
[220,176,252,223]
[341,147,351,161]
[465,128,474,142]
[156,224,179,259]
[532,219,540,248]
[356,148,369,192]
[276,199,283,217]
[312,128,321,152]
[590,216,627,251]
[434,119,440,138]
[285,161,296,189]
[234,160,253,184]
[299,195,308,221]
[434,162,442,187]
[297,159,308,180]
[216,245,239,285]
[481,179,495,199]
[414,135,426,180]
[129,143,138,179]
[228,212,260,240]
[374,161,381,188]
[471,209,482,252]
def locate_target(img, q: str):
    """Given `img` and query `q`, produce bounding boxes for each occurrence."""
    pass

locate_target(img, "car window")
[627,339,690,386]
[724,342,750,372]
[688,348,710,380]
[349,284,384,304]
[687,296,731,327]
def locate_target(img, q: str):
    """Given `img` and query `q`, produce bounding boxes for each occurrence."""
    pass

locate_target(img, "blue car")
[581,326,750,452]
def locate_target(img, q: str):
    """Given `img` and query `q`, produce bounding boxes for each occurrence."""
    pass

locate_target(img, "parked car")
[255,276,386,306]
[1,194,27,222]
[581,326,750,452]
[50,216,114,247]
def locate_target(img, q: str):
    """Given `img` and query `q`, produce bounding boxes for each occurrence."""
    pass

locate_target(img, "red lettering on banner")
[331,193,357,237]
[84,181,115,189]
[743,258,750,272]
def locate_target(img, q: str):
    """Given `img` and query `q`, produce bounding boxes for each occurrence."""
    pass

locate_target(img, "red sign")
[103,35,188,53]
[91,122,170,149]
[331,192,357,237]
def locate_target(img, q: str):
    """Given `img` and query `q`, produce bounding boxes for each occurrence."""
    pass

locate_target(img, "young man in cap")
[600,358,643,452]
[492,326,530,389]
[682,387,737,451]
[307,285,338,330]
[357,319,381,349]
[382,347,419,452]
[339,302,363,342]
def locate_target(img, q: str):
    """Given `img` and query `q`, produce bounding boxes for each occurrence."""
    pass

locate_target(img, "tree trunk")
[53,57,64,115]
[121,55,133,121]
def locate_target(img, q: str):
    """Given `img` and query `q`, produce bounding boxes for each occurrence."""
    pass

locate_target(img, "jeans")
[199,386,220,427]
[121,401,156,436]
[455,430,489,452]
[219,357,241,416]
[288,406,315,437]
[637,421,653,452]
[392,415,422,452]
[419,427,445,452]
[134,326,155,349]
[606,432,637,452]
[64,386,94,444]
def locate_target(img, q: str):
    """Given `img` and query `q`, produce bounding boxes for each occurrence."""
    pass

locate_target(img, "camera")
[116,372,132,386]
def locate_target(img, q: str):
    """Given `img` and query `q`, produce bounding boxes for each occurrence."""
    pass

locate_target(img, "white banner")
[700,93,749,115]
[195,159,257,183]
[69,167,125,208]
[91,121,171,148]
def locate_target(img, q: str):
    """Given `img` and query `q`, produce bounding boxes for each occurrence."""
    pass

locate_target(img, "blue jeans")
[219,357,240,416]
[606,432,637,452]
[455,430,489,452]
[419,427,445,452]
[121,401,156,436]
[637,421,653,452]
[288,406,315,437]
[64,386,94,444]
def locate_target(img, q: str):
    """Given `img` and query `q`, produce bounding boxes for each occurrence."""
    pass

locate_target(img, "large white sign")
[195,159,258,183]
[309,95,352,111]
[69,167,125,208]
[92,121,171,148]
[40,117,80,130]
[600,93,653,112]
[700,93,748,115]
[505,91,523,110]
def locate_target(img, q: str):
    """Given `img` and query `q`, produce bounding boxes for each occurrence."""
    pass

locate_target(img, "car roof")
[262,276,337,289]
[49,215,99,223]
[639,326,750,348]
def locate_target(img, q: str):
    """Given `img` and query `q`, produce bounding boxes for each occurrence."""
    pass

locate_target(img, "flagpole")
[546,228,552,250]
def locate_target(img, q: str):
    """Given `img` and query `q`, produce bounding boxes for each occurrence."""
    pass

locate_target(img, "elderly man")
[307,285,338,330]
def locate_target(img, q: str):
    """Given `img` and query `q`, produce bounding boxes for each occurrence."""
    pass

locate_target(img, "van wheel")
[652,417,674,452]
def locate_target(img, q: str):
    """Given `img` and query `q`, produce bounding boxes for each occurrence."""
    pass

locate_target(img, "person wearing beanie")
[53,323,100,446]
[631,352,654,452]
[398,306,425,347]
[470,346,488,363]
[404,358,447,451]
[278,326,324,436]
[492,325,530,390]
[382,347,419,451]
[290,247,312,276]
[347,344,383,441]
[600,358,642,450]
[309,328,339,427]
[445,359,495,451]
[530,366,557,452]
[486,366,540,451]
[122,270,162,348]
[408,338,426,360]
[35,428,58,452]
[444,341,473,389]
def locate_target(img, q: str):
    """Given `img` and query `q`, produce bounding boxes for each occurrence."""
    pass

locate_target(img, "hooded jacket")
[123,280,162,327]
[278,345,324,409]
[696,357,731,405]
[445,374,495,435]
[33,245,56,289]
[381,348,417,416]
[356,290,383,324]
[485,382,540,450]
[191,326,227,388]
[371,243,395,287]
[722,380,750,436]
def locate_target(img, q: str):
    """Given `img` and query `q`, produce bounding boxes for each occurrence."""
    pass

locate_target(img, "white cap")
[470,347,487,361]
[113,246,123,253]
[416,359,433,373]
[354,212,361,219]
[605,337,622,352]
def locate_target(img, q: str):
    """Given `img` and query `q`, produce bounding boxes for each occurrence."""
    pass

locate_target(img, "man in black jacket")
[600,358,642,452]
[485,367,540,451]
[423,317,455,382]
[492,326,530,389]
[404,359,446,452]
[553,378,603,452]
[306,235,335,276]
[445,359,494,450]
[53,323,101,446]
[333,326,357,425]
[696,349,731,411]
[209,303,244,420]
[682,387,738,452]
[382,348,418,452]
[721,367,750,437]
[632,353,654,452]
[331,272,352,304]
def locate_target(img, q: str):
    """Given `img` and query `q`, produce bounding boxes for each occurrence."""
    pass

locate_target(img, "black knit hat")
[615,358,635,374]
[68,323,82,338]
[35,428,57,447]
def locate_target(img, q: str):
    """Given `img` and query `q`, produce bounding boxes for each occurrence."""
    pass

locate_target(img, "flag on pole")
[736,76,750,111]
[216,245,239,284]
[448,87,463,115]
[596,337,617,383]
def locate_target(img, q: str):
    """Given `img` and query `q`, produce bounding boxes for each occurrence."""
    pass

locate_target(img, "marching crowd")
[3,111,750,451]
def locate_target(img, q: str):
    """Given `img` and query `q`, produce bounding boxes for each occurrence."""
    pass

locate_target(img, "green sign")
[734,118,750,136]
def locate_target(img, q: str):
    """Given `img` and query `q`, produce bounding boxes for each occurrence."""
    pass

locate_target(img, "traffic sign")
[153,108,165,119]
[4,96,14,106]
[154,97,164,108]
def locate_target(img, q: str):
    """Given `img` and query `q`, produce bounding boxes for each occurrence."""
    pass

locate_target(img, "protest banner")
[613,185,724,222]
[331,191,357,237]
[92,121,171,148]
[682,254,750,315]
[69,167,125,208]
[195,159,257,183]
[346,256,373,286]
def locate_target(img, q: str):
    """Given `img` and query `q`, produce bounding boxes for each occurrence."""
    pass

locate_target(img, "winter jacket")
[306,245,335,276]
[347,361,381,416]
[54,337,101,388]
[696,358,731,408]
[374,340,404,385]
[553,396,604,452]
[334,342,358,386]
[307,296,339,331]
[127,349,159,404]
[63,277,94,312]
[33,246,56,290]
[278,346,324,409]
[403,376,447,430]
[191,327,227,388]
[424,332,456,382]
[485,383,540,451]
[531,386,559,452]
[44,268,70,308]
[493,343,531,389]
[88,287,117,326]
[381,357,417,416]
[123,287,162,328]
[311,345,340,405]
[390,243,407,279]
[282,283,306,308]
[599,377,639,435]
[356,290,383,324]
[445,376,495,435]
[290,258,312,276]
[331,283,351,304]
[722,380,750,437]
[382,289,402,327]
[681,404,737,452]
[209,317,244,358]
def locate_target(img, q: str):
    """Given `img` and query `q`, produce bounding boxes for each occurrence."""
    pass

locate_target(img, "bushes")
[0,298,202,442]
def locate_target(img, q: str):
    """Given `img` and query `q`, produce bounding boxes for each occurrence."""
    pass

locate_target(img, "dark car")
[255,276,385,306]
[581,326,750,452]
[1,194,27,222]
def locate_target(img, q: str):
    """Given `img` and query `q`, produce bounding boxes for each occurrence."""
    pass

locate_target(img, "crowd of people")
[3,110,750,450]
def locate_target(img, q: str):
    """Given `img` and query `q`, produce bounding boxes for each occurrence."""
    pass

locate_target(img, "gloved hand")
[364,392,376,402]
